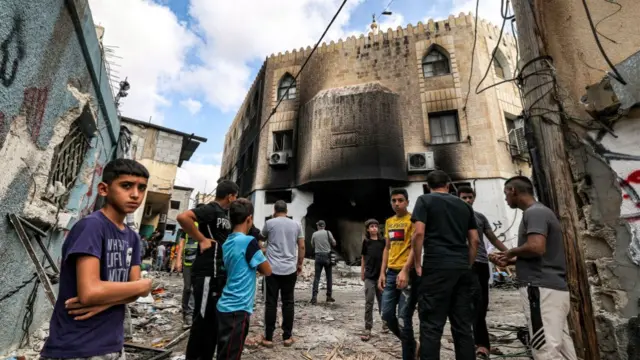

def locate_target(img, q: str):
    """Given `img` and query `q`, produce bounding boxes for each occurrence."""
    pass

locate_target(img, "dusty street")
[11,260,529,360]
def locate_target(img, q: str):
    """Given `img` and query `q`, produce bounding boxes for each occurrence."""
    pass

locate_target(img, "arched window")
[277,73,297,100]
[494,59,505,79]
[422,48,450,78]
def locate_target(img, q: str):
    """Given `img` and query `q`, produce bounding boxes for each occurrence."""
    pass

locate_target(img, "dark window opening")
[494,60,505,79]
[277,73,297,100]
[166,224,177,234]
[273,130,293,152]
[422,48,450,77]
[429,111,460,144]
[265,190,293,204]
[170,200,180,210]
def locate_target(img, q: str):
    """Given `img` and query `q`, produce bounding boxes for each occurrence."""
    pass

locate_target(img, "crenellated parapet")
[266,12,517,64]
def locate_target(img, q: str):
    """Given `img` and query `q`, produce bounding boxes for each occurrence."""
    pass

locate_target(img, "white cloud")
[178,0,364,112]
[451,0,513,29]
[176,161,221,194]
[180,98,203,115]
[89,0,196,123]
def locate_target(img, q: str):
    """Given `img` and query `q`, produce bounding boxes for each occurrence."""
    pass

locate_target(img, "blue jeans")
[381,269,419,360]
[155,255,164,271]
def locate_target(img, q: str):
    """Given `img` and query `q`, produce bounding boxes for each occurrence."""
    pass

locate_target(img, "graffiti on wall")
[0,14,25,88]
[586,119,640,266]
[78,163,103,219]
[22,87,49,144]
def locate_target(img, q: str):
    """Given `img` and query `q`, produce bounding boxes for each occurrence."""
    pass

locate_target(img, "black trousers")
[472,262,491,350]
[186,276,225,360]
[418,268,477,360]
[216,310,251,360]
[312,253,332,298]
[264,272,297,341]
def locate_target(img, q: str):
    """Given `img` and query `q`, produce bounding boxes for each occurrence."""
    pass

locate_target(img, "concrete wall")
[251,189,314,230]
[522,1,640,358]
[222,13,530,186]
[0,0,119,354]
[168,187,192,225]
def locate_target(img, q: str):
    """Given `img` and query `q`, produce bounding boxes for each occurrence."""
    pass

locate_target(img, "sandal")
[260,338,274,348]
[476,349,490,359]
[283,338,296,347]
[245,336,260,349]
[361,330,371,342]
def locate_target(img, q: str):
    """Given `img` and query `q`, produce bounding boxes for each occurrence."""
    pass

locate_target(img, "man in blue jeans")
[378,189,419,360]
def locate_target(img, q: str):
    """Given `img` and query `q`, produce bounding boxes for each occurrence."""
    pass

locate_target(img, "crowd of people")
[36,158,577,360]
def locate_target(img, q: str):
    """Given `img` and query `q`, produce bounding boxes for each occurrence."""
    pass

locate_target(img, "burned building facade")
[221,13,530,261]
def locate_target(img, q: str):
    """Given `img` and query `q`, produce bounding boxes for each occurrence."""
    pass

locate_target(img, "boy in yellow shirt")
[378,189,419,360]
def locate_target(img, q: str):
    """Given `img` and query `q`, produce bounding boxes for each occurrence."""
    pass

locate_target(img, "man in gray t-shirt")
[491,176,576,360]
[310,220,336,304]
[458,186,508,357]
[260,200,305,346]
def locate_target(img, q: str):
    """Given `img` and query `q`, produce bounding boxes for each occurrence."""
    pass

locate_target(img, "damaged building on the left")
[0,0,124,353]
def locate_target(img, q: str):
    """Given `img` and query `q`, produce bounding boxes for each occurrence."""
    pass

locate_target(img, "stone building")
[165,185,193,242]
[120,117,206,240]
[220,13,530,261]
[0,0,121,353]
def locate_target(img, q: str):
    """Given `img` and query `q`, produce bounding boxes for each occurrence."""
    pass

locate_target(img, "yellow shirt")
[385,213,414,271]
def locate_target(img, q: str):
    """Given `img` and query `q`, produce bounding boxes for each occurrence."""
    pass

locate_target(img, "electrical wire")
[462,0,480,112]
[203,0,350,200]
[0,274,38,304]
[594,0,622,44]
[581,0,626,85]
[475,0,515,95]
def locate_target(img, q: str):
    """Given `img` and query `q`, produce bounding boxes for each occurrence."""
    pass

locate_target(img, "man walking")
[310,220,336,305]
[260,200,305,348]
[490,176,577,360]
[379,189,419,360]
[411,170,480,360]
[176,204,205,328]
[458,186,509,359]
[177,180,238,360]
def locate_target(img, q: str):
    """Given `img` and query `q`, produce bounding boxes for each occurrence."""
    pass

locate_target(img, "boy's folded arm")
[76,256,151,306]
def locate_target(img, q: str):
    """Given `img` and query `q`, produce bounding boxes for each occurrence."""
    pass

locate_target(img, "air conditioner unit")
[407,152,435,172]
[508,127,528,156]
[269,151,289,167]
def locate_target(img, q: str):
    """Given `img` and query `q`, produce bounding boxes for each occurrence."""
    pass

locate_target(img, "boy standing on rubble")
[216,198,272,359]
[379,189,419,360]
[178,180,238,360]
[40,159,153,360]
[360,219,386,341]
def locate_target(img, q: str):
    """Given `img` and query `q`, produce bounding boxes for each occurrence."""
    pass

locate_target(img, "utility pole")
[511,1,600,359]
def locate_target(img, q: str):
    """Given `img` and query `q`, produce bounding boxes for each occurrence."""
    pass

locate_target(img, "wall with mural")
[0,0,119,353]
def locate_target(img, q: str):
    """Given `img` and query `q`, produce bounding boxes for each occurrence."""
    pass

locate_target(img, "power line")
[204,0,350,200]
[581,0,626,85]
[462,0,481,112]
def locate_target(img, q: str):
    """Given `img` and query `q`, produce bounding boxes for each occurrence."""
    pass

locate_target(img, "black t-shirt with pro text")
[190,202,232,278]
[411,192,478,269]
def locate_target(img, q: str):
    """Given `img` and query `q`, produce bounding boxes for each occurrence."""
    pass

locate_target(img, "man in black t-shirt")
[360,219,386,341]
[177,180,239,360]
[411,170,480,360]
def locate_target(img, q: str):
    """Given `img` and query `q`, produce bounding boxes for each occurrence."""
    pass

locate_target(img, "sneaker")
[382,322,389,333]
[310,298,317,305]
[326,296,336,303]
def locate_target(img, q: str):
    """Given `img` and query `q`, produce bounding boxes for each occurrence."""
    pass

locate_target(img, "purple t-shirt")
[41,211,141,358]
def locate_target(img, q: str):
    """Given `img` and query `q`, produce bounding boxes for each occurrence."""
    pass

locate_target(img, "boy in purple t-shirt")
[41,159,153,360]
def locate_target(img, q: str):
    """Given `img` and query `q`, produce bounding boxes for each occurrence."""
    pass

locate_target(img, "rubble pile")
[7,259,529,360]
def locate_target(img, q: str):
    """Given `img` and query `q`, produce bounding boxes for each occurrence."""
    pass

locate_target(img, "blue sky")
[89,0,505,193]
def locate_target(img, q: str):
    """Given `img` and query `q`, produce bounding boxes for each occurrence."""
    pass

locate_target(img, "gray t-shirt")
[516,203,568,290]
[262,216,304,275]
[474,211,491,264]
[311,229,336,254]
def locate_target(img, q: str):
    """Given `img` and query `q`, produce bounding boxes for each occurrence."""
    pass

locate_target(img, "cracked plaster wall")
[533,0,640,358]
[0,0,119,354]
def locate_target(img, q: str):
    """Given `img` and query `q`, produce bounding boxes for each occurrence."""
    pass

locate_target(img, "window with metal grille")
[47,121,90,203]
[428,111,460,144]
[277,73,297,100]
[422,49,450,78]
[273,130,293,152]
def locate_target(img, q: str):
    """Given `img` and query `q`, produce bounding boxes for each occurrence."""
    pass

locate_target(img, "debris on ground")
[8,259,529,359]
